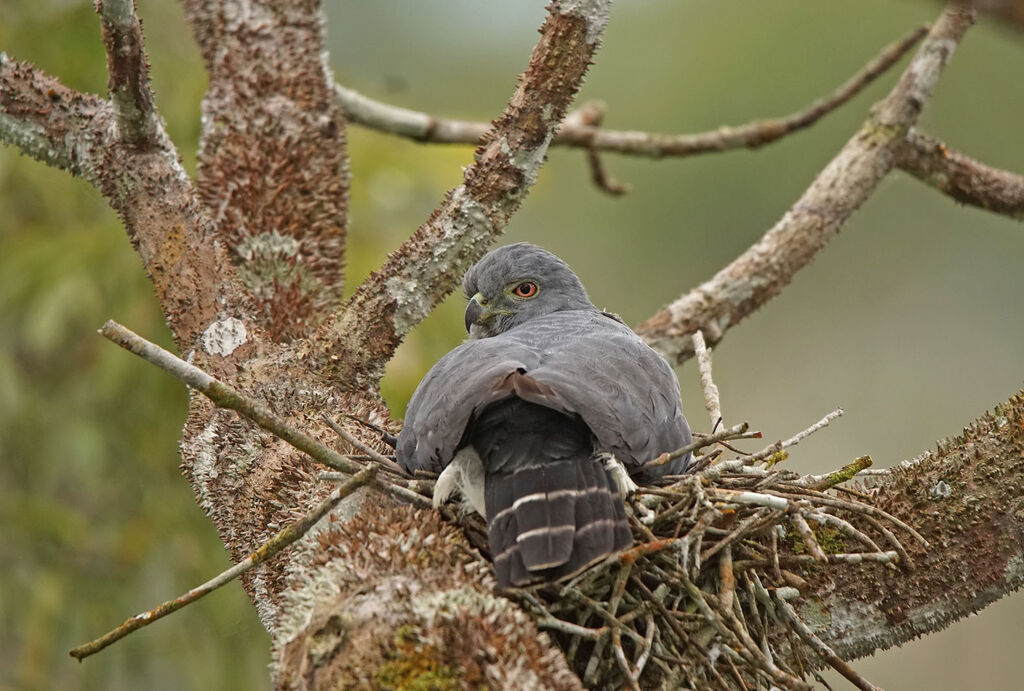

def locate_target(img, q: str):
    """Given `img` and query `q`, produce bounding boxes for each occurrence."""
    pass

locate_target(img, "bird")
[396,243,692,588]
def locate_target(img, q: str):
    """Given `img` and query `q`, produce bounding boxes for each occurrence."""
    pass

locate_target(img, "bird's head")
[462,243,595,339]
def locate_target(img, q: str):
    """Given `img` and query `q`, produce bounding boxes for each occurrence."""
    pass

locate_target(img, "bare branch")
[96,0,158,147]
[334,24,927,159]
[331,0,613,382]
[99,320,365,476]
[897,129,1024,220]
[69,467,375,660]
[636,5,975,365]
[744,408,845,463]
[692,331,723,430]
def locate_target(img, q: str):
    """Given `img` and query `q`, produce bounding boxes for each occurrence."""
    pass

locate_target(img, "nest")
[517,449,919,689]
[338,414,914,689]
[410,422,916,690]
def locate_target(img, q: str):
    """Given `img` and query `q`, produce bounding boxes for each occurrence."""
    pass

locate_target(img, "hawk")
[397,243,692,587]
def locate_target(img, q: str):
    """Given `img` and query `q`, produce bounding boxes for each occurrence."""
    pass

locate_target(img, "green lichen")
[785,524,847,555]
[373,625,461,691]
[797,598,832,631]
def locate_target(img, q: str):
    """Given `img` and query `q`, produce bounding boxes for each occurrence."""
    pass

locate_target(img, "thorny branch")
[332,0,614,383]
[97,0,158,148]
[0,16,243,350]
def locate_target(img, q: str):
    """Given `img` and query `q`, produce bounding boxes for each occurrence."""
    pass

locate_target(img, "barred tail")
[486,453,632,588]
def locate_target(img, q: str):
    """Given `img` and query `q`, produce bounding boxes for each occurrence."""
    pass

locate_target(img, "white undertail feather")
[601,453,638,497]
[433,447,487,517]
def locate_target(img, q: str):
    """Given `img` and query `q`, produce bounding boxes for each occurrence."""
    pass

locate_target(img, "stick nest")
[440,443,914,690]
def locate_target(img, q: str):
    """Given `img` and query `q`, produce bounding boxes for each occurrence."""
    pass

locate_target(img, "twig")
[775,595,883,691]
[807,455,872,491]
[634,614,656,681]
[70,467,375,660]
[99,321,364,475]
[321,413,406,476]
[693,331,722,430]
[701,509,775,563]
[586,146,630,196]
[744,408,844,463]
[862,515,916,571]
[99,320,435,515]
[807,511,882,555]
[770,489,929,547]
[333,25,926,160]
[612,625,641,691]
[718,545,736,614]
[644,422,756,468]
[341,413,398,449]
[319,471,433,510]
[789,512,829,564]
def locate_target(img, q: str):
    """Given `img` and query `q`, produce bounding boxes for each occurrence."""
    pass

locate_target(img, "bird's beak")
[465,293,486,332]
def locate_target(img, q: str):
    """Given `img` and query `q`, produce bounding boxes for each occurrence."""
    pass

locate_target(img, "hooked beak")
[464,293,487,332]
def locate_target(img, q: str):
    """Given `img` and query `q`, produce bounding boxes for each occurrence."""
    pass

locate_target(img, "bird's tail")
[486,454,632,587]
[473,399,632,588]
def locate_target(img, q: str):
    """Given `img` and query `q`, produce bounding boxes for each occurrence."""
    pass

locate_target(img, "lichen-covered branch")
[182,0,351,340]
[333,24,926,159]
[808,389,1024,660]
[0,53,99,175]
[97,0,158,148]
[636,4,975,365]
[0,49,244,352]
[897,129,1024,220]
[330,0,613,384]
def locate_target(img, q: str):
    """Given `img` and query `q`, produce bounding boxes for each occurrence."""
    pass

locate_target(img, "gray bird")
[397,243,692,588]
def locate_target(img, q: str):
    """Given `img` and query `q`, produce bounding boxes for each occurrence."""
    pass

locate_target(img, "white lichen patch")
[192,419,221,507]
[200,317,248,356]
[929,479,953,500]
[410,584,500,623]
[388,189,491,335]
[556,0,612,44]
[1005,555,1024,585]
[908,38,959,103]
[235,230,301,262]
[511,135,555,187]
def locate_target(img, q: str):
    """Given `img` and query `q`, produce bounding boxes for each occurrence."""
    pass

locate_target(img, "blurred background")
[2,0,1022,688]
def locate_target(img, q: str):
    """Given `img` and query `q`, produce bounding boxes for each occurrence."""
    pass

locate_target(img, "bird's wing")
[518,311,692,481]
[397,310,691,480]
[396,336,539,474]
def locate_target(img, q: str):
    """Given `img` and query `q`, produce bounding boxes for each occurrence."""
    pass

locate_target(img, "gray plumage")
[397,243,692,587]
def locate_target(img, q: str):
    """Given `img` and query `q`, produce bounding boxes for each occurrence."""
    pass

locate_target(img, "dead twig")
[70,467,375,660]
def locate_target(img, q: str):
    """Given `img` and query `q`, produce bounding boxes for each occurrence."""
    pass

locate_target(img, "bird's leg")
[434,447,487,517]
[601,453,638,497]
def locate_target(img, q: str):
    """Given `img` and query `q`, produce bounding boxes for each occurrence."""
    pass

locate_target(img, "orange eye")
[513,282,538,298]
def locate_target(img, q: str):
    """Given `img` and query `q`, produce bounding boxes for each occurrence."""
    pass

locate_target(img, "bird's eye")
[513,282,538,298]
